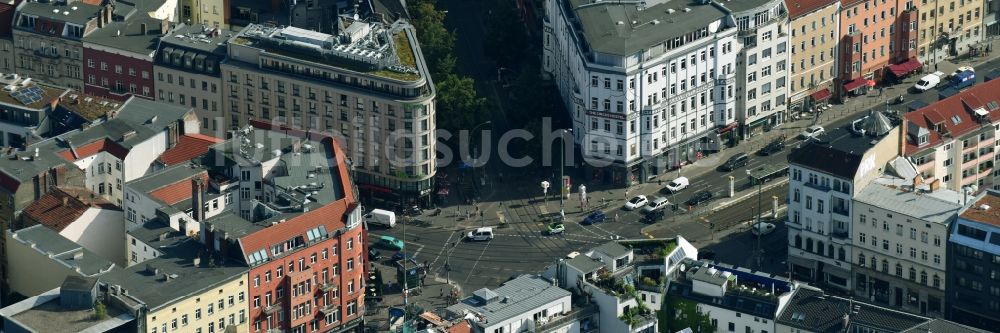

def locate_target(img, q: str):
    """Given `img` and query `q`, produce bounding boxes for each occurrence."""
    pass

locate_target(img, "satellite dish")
[680,264,687,272]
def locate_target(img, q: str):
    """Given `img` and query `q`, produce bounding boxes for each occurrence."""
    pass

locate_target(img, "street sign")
[562,176,571,199]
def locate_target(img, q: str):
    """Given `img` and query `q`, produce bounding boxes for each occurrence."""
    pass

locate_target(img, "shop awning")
[810,88,832,102]
[844,79,868,92]
[888,57,923,77]
[717,122,738,133]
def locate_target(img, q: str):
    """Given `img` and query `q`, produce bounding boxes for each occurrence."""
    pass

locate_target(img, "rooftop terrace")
[232,18,423,82]
[4,290,132,333]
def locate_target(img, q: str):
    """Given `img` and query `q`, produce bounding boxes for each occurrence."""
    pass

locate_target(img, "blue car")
[582,210,607,225]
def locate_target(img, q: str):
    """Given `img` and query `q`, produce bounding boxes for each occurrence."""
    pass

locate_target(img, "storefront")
[842,78,870,97]
[717,123,739,148]
[887,57,923,83]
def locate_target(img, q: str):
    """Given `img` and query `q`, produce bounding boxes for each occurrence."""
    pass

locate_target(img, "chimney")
[104,5,112,24]
[912,174,924,189]
[97,8,105,28]
[62,196,69,206]
[140,23,147,35]
[160,19,170,36]
[192,177,205,222]
[899,117,908,156]
[930,179,941,191]
[193,257,201,267]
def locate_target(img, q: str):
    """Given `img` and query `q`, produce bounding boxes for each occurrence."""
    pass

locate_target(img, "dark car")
[581,210,607,225]
[391,252,415,262]
[642,210,665,224]
[758,140,785,156]
[686,190,715,206]
[720,153,749,171]
[369,248,383,261]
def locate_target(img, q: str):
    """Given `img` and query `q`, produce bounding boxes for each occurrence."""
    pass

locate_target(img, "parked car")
[378,235,405,250]
[582,210,607,225]
[547,222,566,235]
[758,140,785,156]
[624,195,649,210]
[642,197,670,213]
[751,222,777,236]
[913,71,944,91]
[466,227,495,241]
[720,153,749,171]
[686,190,715,206]
[800,125,825,140]
[951,66,975,77]
[391,251,415,262]
[664,177,689,193]
[642,210,665,224]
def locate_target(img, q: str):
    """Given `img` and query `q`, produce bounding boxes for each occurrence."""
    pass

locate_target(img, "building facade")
[838,0,918,94]
[916,0,986,65]
[786,123,902,291]
[543,0,741,184]
[851,182,960,317]
[902,77,1000,193]
[10,1,108,91]
[153,24,229,134]
[946,190,1000,331]
[179,0,228,29]
[222,18,437,206]
[731,0,792,138]
[786,0,841,112]
[81,17,164,101]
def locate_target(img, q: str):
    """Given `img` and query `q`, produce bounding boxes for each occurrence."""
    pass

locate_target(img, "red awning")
[844,79,868,92]
[717,122,738,133]
[888,57,923,77]
[810,88,832,102]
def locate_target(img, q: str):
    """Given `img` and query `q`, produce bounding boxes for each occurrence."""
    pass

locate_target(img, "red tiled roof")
[238,200,358,259]
[149,171,209,205]
[158,134,223,166]
[786,0,839,19]
[447,321,473,333]
[22,187,119,232]
[57,138,129,161]
[904,78,1000,154]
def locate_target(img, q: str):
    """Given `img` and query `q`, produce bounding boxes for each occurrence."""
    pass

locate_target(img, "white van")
[466,227,495,241]
[364,209,396,228]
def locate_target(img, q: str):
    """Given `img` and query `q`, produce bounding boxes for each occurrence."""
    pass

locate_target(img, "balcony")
[34,49,60,59]
[536,304,599,333]
[832,231,850,239]
[263,303,283,315]
[832,206,849,217]
[320,282,337,292]
[803,181,831,192]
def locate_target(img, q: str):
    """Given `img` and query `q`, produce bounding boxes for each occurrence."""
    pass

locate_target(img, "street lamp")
[559,128,573,217]
[747,169,764,269]
[470,121,493,200]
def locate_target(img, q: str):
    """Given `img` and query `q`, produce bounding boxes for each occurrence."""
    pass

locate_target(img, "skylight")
[951,115,962,125]
[987,101,999,111]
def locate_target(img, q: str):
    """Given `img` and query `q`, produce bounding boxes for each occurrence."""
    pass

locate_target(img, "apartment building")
[0,75,72,147]
[986,0,1000,35]
[179,0,228,29]
[786,121,902,290]
[229,0,338,33]
[444,275,576,333]
[852,180,961,317]
[21,186,124,265]
[154,24,230,133]
[102,228,250,333]
[946,190,1000,331]
[222,16,437,206]
[10,0,106,91]
[774,286,987,333]
[666,260,795,333]
[0,277,139,333]
[917,0,986,65]
[902,77,1000,193]
[81,14,164,101]
[0,97,193,298]
[543,0,741,183]
[0,1,16,73]
[786,0,841,111]
[731,0,792,138]
[839,0,919,95]
[5,225,114,298]
[548,238,701,333]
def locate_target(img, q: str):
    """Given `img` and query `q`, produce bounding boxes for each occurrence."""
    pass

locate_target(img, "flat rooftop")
[716,0,780,13]
[56,93,121,121]
[232,20,423,82]
[566,0,730,56]
[959,191,1000,227]
[787,127,896,179]
[9,225,115,277]
[0,82,67,109]
[8,296,131,333]
[855,183,963,225]
[446,275,570,325]
[16,1,102,26]
[160,24,232,55]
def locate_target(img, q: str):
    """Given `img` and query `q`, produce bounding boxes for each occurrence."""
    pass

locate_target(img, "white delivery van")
[364,209,396,228]
[466,227,495,241]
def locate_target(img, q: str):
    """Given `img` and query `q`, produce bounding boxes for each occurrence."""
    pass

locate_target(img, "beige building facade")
[143,272,249,333]
[787,0,841,110]
[917,0,986,64]
[223,21,438,205]
[179,0,228,29]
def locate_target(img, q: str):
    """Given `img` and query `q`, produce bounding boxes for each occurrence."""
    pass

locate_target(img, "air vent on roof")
[684,7,691,12]
[652,20,660,24]
[667,8,675,13]
[616,21,624,25]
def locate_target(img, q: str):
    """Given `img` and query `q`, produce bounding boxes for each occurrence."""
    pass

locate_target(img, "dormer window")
[19,15,36,28]
[918,134,928,145]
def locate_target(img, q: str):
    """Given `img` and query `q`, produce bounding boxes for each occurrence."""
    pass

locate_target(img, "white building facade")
[730,0,791,138]
[543,0,741,184]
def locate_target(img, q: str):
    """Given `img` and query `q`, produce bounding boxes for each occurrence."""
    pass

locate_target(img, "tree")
[93,301,108,320]
[483,0,530,68]
[436,74,487,133]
